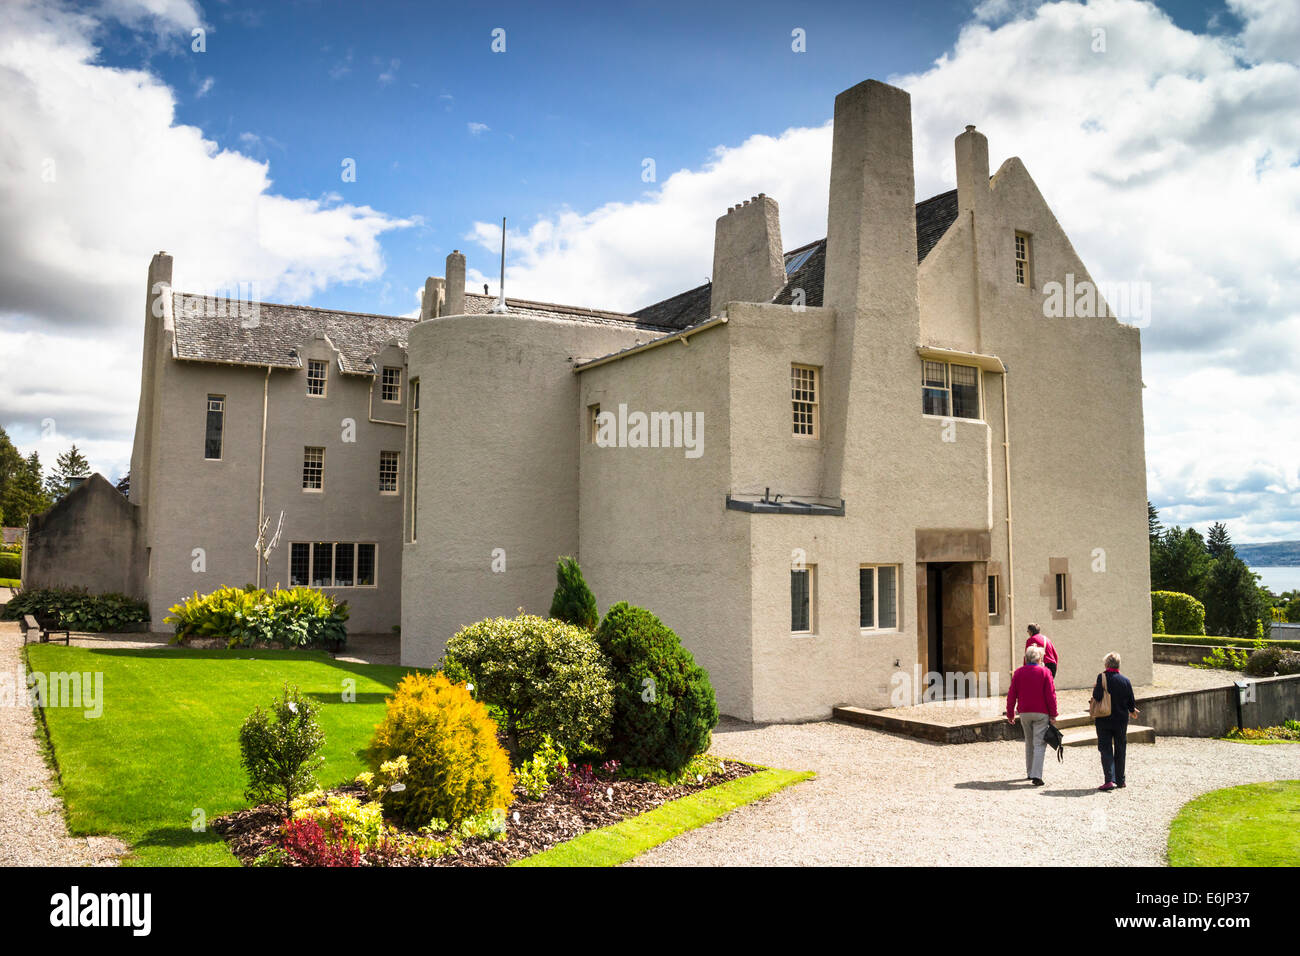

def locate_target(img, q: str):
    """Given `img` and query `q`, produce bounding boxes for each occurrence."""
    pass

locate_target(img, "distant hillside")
[1237,541,1300,567]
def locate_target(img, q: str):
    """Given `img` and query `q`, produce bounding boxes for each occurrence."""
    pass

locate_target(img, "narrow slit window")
[204,395,224,460]
[357,543,376,586]
[791,567,813,633]
[409,379,419,542]
[922,361,948,416]
[1055,573,1068,612]
[792,364,819,437]
[1015,232,1031,286]
[588,403,601,444]
[988,575,999,616]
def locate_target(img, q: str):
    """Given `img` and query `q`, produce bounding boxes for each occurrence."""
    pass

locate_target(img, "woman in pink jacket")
[1006,644,1058,786]
[1025,623,1059,678]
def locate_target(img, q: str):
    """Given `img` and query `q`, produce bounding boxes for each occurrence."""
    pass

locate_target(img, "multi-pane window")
[988,575,1000,616]
[859,565,899,630]
[379,451,399,494]
[921,361,980,419]
[381,366,402,403]
[204,395,224,460]
[303,446,324,491]
[1055,573,1068,612]
[791,566,815,633]
[1015,232,1030,286]
[291,542,377,587]
[792,364,819,437]
[409,379,419,541]
[307,359,328,396]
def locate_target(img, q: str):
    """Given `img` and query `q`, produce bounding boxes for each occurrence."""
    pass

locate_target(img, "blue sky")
[2,0,1298,543]
[96,0,1243,316]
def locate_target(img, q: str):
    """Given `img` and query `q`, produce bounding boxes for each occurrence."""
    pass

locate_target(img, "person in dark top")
[1092,651,1139,791]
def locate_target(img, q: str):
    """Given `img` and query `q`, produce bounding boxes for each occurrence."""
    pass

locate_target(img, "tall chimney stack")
[819,80,920,499]
[709,193,785,317]
[954,124,990,217]
[444,250,466,316]
[421,276,446,321]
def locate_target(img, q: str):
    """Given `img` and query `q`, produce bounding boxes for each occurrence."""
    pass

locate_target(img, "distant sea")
[1252,567,1300,593]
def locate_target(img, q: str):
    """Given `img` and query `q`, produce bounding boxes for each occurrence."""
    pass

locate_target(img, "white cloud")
[0,0,413,477]
[196,75,213,97]
[467,121,490,136]
[377,57,399,86]
[1229,0,1300,63]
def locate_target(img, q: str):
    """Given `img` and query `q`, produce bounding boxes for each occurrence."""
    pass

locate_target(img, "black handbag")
[1044,723,1065,762]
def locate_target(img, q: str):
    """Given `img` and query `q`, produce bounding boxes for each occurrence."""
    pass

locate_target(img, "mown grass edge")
[513,767,814,867]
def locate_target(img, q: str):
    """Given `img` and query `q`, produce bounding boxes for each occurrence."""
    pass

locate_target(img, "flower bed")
[213,759,756,867]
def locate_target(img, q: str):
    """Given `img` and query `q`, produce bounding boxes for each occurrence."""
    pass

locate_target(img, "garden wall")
[1139,673,1300,737]
[24,474,146,600]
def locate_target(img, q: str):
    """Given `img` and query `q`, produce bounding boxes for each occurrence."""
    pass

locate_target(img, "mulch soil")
[213,760,757,867]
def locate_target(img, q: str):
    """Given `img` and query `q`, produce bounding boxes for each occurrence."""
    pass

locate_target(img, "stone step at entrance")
[1061,723,1156,747]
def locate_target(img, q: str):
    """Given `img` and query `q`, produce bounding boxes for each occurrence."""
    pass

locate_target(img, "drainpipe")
[256,365,270,589]
[1002,372,1016,676]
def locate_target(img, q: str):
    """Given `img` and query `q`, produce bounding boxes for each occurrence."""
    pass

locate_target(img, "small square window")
[307,359,328,396]
[381,366,402,403]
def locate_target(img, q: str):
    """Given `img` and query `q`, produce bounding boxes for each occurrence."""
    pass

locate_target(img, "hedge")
[1151,591,1206,635]
[0,552,20,579]
[1154,634,1300,652]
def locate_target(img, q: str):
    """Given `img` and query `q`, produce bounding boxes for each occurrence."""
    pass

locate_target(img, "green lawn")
[515,768,813,866]
[25,644,416,866]
[1168,780,1300,866]
[0,578,20,588]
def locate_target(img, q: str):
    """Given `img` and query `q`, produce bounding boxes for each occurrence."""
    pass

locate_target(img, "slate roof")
[461,293,673,332]
[633,188,961,330]
[171,293,417,373]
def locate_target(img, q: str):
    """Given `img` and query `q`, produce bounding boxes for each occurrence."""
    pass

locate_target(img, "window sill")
[921,413,985,425]
[859,628,902,636]
[302,488,323,494]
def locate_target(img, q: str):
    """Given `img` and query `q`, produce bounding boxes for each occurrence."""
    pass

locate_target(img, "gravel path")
[882,663,1239,725]
[0,621,125,865]
[630,717,1298,866]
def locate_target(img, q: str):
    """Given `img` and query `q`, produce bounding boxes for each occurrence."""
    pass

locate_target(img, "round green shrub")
[1152,591,1205,636]
[594,602,719,773]
[444,612,613,759]
[1243,646,1300,677]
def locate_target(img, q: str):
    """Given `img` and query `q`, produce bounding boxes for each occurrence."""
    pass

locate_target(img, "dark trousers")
[1096,723,1127,785]
[1046,661,1057,678]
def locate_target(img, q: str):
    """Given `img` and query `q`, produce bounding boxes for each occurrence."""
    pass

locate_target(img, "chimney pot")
[965,124,976,132]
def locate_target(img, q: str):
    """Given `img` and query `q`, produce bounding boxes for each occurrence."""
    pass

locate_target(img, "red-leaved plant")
[280,815,361,867]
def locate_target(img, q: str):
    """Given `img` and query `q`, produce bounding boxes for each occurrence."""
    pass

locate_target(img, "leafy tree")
[1203,555,1269,639]
[115,471,130,496]
[549,555,598,630]
[44,445,91,501]
[0,433,51,527]
[1206,522,1233,560]
[238,684,325,818]
[1151,526,1211,602]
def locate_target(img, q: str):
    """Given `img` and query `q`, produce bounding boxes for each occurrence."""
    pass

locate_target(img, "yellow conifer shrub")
[368,672,514,828]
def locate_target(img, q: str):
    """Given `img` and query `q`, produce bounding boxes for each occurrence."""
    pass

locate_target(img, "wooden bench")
[21,613,70,645]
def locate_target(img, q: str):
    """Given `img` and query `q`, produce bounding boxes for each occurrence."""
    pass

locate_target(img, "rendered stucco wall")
[24,474,145,599]
[135,294,407,634]
[401,312,648,668]
[577,324,753,720]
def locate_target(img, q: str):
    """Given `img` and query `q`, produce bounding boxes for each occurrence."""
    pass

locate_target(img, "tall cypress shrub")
[549,556,599,630]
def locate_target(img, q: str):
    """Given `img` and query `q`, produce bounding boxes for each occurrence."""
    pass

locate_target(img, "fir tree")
[549,556,599,630]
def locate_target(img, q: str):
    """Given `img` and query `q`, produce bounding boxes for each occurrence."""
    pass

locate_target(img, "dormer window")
[307,359,328,396]
[381,366,402,403]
